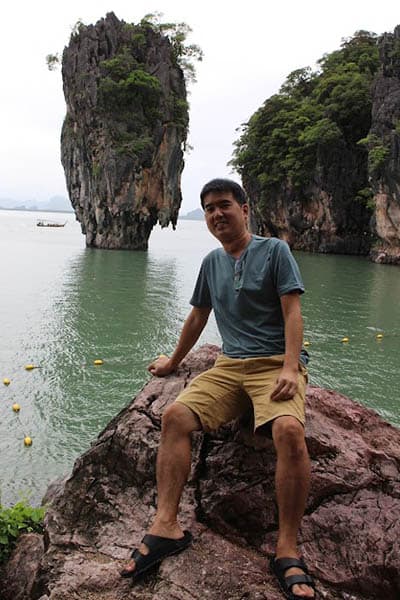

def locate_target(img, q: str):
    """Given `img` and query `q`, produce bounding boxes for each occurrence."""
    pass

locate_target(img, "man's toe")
[120,559,136,577]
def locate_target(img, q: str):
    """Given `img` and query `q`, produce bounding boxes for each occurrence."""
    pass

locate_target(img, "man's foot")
[120,524,192,579]
[270,556,315,599]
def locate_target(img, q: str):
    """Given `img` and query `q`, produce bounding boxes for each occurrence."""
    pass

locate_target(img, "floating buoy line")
[2,359,105,447]
[302,331,387,346]
[0,334,391,449]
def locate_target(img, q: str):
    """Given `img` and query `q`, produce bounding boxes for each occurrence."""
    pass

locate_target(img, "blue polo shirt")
[190,235,308,364]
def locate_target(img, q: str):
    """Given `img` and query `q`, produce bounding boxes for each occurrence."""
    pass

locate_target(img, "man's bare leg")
[122,402,200,575]
[272,416,314,598]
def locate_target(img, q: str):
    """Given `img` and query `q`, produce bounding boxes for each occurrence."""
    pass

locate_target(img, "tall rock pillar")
[61,12,189,249]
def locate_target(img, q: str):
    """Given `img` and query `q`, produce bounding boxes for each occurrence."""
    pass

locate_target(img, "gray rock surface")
[369,25,400,264]
[61,12,188,250]
[1,344,399,599]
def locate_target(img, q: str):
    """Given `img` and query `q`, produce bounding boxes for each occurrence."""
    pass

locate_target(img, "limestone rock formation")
[61,12,189,250]
[245,148,373,257]
[1,345,399,599]
[238,27,400,264]
[369,25,400,264]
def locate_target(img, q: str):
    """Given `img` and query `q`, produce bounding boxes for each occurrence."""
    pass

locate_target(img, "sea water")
[0,210,399,505]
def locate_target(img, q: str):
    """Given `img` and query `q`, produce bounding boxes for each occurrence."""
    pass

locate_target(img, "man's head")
[200,179,247,209]
[200,178,250,245]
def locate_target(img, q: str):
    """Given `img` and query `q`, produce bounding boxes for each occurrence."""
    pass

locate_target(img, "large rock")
[61,12,189,249]
[1,345,399,599]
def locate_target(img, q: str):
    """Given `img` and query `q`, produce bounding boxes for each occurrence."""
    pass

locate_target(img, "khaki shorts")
[176,354,307,433]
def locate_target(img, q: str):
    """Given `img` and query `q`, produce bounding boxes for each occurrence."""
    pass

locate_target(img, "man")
[121,179,315,599]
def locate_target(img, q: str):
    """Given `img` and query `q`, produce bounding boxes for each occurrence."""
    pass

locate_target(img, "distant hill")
[41,196,73,212]
[179,208,204,221]
[0,196,73,213]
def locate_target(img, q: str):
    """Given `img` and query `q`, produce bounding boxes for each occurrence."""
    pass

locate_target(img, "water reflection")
[51,248,181,434]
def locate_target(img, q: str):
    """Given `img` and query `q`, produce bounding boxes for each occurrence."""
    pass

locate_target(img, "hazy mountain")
[179,208,204,221]
[0,196,73,212]
[41,196,73,212]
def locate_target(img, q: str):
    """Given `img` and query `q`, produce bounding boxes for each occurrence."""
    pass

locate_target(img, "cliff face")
[369,25,400,263]
[61,12,189,250]
[1,345,399,600]
[246,143,372,256]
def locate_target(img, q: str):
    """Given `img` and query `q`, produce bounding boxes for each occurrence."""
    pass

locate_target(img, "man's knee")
[272,416,307,458]
[162,402,201,436]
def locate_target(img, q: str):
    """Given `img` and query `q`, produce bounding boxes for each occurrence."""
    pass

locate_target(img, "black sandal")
[270,556,316,599]
[120,530,192,580]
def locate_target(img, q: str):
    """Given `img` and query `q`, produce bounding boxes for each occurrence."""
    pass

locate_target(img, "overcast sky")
[1,1,399,213]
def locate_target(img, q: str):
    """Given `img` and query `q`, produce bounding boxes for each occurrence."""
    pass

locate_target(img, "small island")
[231,28,400,264]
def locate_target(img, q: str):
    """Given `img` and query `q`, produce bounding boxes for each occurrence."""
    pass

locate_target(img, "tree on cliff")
[230,31,380,203]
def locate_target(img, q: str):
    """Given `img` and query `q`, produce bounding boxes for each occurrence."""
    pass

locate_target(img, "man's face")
[203,191,249,243]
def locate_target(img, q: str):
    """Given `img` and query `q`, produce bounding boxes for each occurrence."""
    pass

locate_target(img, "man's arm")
[270,291,303,402]
[148,306,212,377]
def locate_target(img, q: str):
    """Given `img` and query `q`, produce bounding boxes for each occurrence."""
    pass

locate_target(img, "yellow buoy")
[341,337,349,343]
[3,378,11,385]
[376,333,384,340]
[25,364,36,371]
[94,359,104,365]
[158,354,167,358]
[303,341,310,347]
[24,436,33,447]
[12,403,21,412]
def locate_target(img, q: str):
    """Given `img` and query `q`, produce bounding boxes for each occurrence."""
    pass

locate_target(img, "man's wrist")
[282,360,299,372]
[169,355,181,369]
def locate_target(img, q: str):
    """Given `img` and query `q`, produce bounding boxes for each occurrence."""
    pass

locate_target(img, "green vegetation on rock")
[95,14,200,163]
[0,500,45,563]
[51,13,201,165]
[231,31,382,200]
[357,133,390,177]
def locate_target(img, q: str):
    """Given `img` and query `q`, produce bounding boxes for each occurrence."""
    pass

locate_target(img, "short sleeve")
[271,240,305,296]
[190,260,212,307]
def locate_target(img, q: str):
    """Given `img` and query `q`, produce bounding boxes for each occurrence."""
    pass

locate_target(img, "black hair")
[200,178,247,208]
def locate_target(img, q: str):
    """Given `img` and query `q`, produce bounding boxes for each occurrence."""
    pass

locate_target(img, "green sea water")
[0,210,399,505]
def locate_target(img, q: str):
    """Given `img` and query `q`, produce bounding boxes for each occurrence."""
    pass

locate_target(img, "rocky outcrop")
[61,12,188,249]
[1,345,399,599]
[369,25,400,264]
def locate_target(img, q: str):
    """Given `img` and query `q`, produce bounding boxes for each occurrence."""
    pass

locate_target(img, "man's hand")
[270,366,299,402]
[147,355,176,377]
